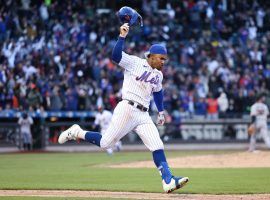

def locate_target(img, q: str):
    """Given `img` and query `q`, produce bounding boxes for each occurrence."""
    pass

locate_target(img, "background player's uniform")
[18,115,33,150]
[249,102,270,151]
[94,110,122,154]
[100,52,164,151]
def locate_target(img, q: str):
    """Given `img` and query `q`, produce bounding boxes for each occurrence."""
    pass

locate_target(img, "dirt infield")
[109,151,270,168]
[0,190,270,200]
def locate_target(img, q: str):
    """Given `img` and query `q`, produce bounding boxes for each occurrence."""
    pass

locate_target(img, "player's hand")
[157,111,165,126]
[120,23,129,38]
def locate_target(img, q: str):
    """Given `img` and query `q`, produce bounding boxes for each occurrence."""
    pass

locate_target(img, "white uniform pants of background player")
[100,100,164,151]
[249,122,270,151]
[21,131,32,150]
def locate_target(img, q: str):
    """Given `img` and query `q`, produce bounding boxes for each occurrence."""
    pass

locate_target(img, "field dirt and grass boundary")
[109,151,270,168]
[1,190,270,200]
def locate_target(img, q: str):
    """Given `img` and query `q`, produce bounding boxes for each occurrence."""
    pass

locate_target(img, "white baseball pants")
[100,100,164,151]
[249,123,270,151]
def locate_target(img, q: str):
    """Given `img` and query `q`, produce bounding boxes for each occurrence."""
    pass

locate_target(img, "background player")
[248,94,270,152]
[58,23,189,193]
[18,112,33,151]
[93,105,122,155]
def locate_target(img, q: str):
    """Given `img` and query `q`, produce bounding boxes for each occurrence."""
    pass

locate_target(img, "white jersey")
[118,52,163,108]
[18,117,33,133]
[250,102,269,125]
[94,110,113,131]
[249,102,270,151]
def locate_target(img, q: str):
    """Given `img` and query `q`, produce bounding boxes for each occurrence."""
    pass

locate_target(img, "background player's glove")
[120,23,129,38]
[157,111,165,126]
[248,124,256,136]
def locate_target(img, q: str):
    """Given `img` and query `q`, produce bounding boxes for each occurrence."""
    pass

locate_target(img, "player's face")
[98,107,103,113]
[149,54,168,70]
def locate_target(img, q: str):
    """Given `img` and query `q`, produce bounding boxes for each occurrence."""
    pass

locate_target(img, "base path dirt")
[109,151,270,168]
[0,190,270,200]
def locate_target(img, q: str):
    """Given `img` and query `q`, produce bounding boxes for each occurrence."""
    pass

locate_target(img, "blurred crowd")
[1,0,270,120]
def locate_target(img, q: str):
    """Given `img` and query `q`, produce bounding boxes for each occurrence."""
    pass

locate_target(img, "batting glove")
[157,111,165,126]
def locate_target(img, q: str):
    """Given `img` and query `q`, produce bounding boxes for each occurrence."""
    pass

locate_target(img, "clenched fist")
[120,23,129,38]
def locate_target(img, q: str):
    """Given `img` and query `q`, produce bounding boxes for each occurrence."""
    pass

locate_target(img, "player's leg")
[100,101,134,149]
[135,122,189,193]
[106,148,114,155]
[115,140,123,152]
[260,125,270,149]
[100,129,114,155]
[58,101,133,149]
[248,133,256,152]
[58,124,102,145]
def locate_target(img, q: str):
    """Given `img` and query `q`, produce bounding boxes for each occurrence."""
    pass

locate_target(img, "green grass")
[0,150,269,195]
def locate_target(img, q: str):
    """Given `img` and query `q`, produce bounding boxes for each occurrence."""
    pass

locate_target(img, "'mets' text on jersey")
[118,52,163,107]
[135,70,160,85]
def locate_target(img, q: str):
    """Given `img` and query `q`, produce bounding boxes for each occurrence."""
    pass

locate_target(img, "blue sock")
[152,149,167,167]
[152,149,172,183]
[159,162,173,184]
[85,131,102,147]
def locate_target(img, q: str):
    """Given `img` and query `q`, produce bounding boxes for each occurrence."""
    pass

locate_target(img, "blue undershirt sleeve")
[153,90,164,112]
[111,36,125,63]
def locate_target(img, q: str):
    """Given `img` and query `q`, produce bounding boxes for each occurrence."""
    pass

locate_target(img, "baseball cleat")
[58,124,82,144]
[162,176,189,193]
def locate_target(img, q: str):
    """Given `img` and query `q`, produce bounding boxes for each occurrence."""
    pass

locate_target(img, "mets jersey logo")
[135,71,159,85]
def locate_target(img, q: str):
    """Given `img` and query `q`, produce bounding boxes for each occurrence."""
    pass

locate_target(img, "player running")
[58,23,189,193]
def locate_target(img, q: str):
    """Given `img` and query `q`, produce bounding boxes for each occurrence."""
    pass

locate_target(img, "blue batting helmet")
[144,44,167,58]
[117,6,143,27]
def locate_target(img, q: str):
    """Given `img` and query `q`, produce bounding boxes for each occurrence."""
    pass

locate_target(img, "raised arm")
[111,23,129,63]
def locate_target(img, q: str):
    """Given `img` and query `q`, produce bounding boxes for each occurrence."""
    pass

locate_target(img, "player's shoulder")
[263,103,269,109]
[104,110,112,115]
[122,52,142,61]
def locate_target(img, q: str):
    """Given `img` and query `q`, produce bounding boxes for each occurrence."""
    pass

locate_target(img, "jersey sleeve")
[153,72,163,92]
[118,52,140,71]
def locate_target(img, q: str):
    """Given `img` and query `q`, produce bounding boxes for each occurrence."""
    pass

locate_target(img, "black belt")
[127,100,148,112]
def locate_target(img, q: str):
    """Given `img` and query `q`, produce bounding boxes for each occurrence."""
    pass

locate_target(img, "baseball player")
[249,94,270,152]
[94,105,122,155]
[58,23,189,193]
[18,112,33,151]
